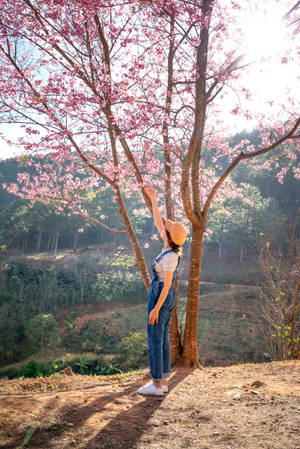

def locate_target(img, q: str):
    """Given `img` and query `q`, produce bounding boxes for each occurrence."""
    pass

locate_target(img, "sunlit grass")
[110,255,136,267]
[2,242,267,373]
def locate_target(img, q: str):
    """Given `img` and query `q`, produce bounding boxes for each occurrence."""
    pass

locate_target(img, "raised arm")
[144,185,165,239]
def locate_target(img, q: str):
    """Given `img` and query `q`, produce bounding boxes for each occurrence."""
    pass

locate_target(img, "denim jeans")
[147,279,175,382]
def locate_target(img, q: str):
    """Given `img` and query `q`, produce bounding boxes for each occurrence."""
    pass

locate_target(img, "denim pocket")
[161,288,175,311]
[151,280,163,299]
[148,281,162,315]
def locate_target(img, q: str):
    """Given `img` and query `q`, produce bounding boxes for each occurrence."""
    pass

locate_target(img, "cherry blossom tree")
[0,0,299,366]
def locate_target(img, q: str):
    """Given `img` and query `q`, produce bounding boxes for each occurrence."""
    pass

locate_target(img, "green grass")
[1,241,267,373]
[69,304,146,354]
[177,283,264,364]
[2,280,265,375]
[62,281,264,368]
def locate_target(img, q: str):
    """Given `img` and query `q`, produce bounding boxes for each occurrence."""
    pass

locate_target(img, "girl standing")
[138,185,187,396]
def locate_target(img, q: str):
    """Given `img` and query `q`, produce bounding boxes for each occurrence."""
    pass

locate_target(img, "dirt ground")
[0,360,299,449]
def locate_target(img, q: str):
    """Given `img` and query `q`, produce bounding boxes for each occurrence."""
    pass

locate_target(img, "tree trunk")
[47,234,51,251]
[187,241,191,266]
[112,232,117,252]
[160,15,183,362]
[51,235,55,252]
[290,281,300,359]
[115,186,151,290]
[24,231,28,252]
[21,233,26,254]
[36,231,42,252]
[54,231,59,257]
[165,179,183,362]
[240,244,244,263]
[73,230,79,250]
[218,242,222,260]
[170,274,182,364]
[181,224,205,367]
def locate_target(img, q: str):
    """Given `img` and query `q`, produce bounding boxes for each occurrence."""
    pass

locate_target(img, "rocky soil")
[0,360,299,449]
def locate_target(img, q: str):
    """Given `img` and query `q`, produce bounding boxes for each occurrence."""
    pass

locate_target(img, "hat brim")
[165,219,186,246]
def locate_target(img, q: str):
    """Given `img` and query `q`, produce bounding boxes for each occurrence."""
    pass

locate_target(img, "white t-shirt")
[154,250,179,282]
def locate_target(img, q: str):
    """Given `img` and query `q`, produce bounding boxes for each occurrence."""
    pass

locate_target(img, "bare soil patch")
[0,361,299,449]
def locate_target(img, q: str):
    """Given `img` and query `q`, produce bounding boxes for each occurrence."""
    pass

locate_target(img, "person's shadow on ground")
[2,368,193,449]
[82,367,193,449]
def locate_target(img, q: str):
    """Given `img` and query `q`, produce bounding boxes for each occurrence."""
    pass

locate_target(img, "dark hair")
[165,229,182,254]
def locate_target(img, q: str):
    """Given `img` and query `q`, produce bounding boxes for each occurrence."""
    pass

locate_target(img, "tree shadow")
[0,375,147,449]
[1,368,193,449]
[82,367,192,449]
[0,376,147,449]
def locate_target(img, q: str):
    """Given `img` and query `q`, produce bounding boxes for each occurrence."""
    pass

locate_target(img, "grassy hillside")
[0,241,267,378]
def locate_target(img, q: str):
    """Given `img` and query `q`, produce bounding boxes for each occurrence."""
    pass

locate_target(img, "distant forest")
[0,130,299,370]
[0,130,299,258]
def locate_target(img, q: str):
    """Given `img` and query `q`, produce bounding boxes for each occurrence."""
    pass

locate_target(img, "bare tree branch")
[203,118,300,217]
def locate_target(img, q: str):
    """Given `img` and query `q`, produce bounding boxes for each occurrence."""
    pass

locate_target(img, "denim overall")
[147,249,180,382]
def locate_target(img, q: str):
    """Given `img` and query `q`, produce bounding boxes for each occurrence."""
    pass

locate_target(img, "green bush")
[0,355,124,379]
[0,261,145,365]
[21,358,42,378]
[24,313,60,351]
[91,271,145,303]
[0,358,51,379]
[116,332,148,370]
[0,366,20,379]
[68,355,122,375]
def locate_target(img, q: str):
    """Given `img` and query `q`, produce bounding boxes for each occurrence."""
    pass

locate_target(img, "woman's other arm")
[148,270,173,325]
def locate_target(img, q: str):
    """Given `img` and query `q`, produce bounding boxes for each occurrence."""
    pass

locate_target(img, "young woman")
[138,185,187,396]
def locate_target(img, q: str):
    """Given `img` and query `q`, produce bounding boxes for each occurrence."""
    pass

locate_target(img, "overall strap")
[172,254,181,281]
[175,254,181,270]
[154,248,174,265]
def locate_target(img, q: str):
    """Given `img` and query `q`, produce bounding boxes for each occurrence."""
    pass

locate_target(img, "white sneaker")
[138,383,163,396]
[162,384,168,393]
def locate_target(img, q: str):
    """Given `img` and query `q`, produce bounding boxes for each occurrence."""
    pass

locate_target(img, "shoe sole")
[138,391,163,396]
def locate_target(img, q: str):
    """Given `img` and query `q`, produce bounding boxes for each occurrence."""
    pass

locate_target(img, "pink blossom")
[0,0,297,267]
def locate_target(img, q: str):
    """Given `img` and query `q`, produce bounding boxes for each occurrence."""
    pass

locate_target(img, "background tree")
[257,219,300,360]
[0,0,299,366]
[24,313,60,354]
[0,176,16,257]
[207,186,279,262]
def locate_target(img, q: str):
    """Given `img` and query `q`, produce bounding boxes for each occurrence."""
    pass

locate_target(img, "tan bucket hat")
[165,219,187,246]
